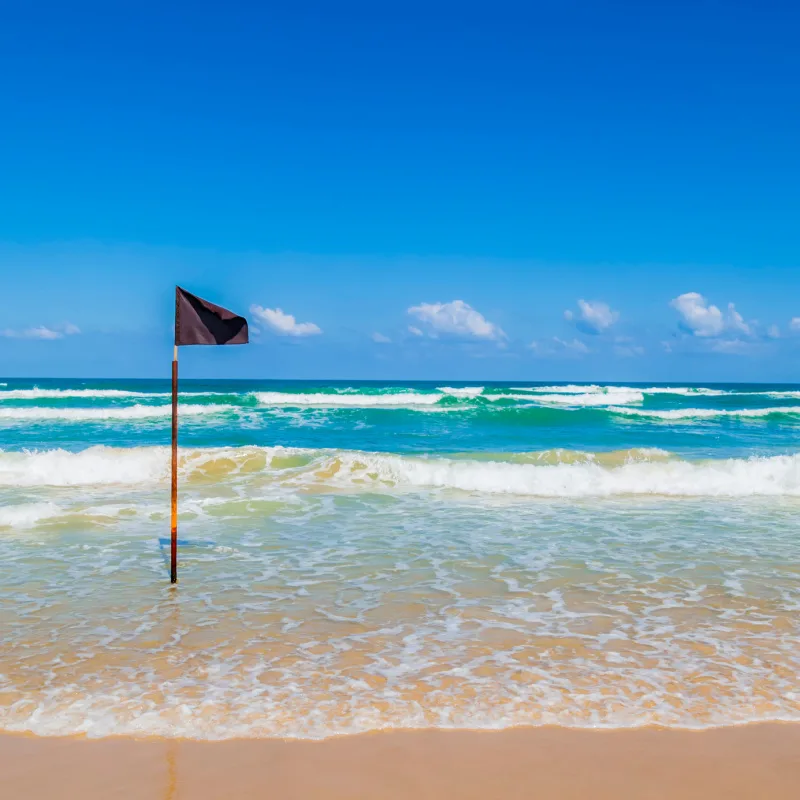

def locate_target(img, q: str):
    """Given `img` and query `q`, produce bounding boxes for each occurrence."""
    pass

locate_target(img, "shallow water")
[1,380,799,737]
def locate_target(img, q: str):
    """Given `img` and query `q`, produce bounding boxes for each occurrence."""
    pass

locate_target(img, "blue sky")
[2,1,799,380]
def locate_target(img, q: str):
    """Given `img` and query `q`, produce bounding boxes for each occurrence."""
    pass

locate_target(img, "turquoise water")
[1,379,799,737]
[3,378,800,457]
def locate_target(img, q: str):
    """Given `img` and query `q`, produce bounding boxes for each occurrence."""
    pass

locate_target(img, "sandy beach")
[3,724,799,799]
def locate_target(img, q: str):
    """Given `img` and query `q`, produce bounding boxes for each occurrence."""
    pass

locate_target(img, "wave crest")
[610,406,800,421]
[2,445,800,497]
[254,391,443,407]
[0,404,233,421]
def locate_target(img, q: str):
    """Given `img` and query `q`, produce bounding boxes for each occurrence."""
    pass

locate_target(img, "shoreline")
[3,723,800,799]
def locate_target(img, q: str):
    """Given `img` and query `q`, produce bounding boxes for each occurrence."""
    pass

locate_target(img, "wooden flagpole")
[170,344,179,584]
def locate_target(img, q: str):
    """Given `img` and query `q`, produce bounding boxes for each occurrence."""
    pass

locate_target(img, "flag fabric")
[175,286,249,346]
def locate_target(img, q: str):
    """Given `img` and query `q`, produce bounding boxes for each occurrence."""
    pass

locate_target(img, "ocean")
[1,378,799,738]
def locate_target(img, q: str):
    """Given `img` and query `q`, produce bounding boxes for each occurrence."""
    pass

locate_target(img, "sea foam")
[504,390,644,406]
[255,391,444,407]
[0,404,234,421]
[3,445,800,497]
[0,388,164,399]
[610,405,800,420]
[514,385,729,396]
[437,386,485,398]
[0,446,172,486]
[316,451,800,497]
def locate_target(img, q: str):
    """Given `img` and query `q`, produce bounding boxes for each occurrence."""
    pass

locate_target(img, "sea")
[1,379,799,739]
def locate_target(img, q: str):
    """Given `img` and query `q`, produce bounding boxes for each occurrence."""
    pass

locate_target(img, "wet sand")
[2,724,799,799]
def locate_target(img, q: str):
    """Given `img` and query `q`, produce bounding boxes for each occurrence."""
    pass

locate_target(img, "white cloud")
[670,292,752,338]
[726,303,751,335]
[408,326,423,337]
[767,324,780,339]
[0,323,80,340]
[407,300,505,341]
[249,305,321,337]
[670,293,725,337]
[564,299,619,334]
[790,317,800,332]
[372,332,391,343]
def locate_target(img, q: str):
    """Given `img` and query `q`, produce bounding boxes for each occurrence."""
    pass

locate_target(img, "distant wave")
[0,404,234,421]
[3,445,800,497]
[494,390,644,406]
[254,391,445,407]
[437,386,485,398]
[0,388,164,399]
[255,388,645,408]
[0,388,239,400]
[610,406,800,421]
[514,385,730,396]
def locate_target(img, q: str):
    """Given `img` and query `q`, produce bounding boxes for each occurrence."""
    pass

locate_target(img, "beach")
[4,724,800,799]
[1,379,799,795]
[6,0,798,792]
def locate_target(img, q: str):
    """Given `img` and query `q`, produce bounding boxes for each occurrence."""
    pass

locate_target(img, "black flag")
[175,286,249,346]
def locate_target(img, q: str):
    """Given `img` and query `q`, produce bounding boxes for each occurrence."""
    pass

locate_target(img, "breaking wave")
[0,404,234,421]
[503,391,644,406]
[437,386,485,398]
[610,406,800,421]
[254,391,444,407]
[253,388,644,408]
[2,445,799,497]
[514,385,730,396]
[0,388,165,399]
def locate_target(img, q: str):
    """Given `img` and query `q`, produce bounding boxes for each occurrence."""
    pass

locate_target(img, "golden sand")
[2,724,799,799]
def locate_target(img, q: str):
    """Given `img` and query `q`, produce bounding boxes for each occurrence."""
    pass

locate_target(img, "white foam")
[0,388,164,399]
[516,385,730,396]
[0,502,63,527]
[610,406,800,421]
[525,391,644,407]
[0,388,241,400]
[514,385,603,394]
[0,445,303,487]
[633,386,729,396]
[4,445,800,497]
[255,391,443,407]
[0,446,171,486]
[437,386,485,398]
[0,404,233,421]
[323,451,800,497]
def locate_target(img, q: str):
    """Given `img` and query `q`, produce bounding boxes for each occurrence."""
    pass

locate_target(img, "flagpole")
[170,285,248,584]
[170,343,178,584]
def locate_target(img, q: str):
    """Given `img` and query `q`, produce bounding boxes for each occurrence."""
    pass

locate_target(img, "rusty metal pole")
[170,344,178,584]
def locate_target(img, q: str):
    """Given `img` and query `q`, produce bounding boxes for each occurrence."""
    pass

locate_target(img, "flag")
[175,286,249,346]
